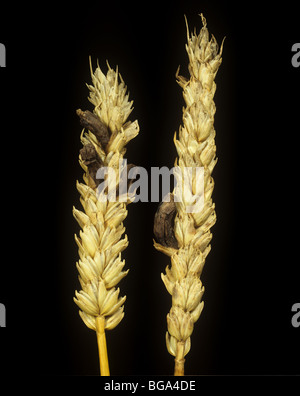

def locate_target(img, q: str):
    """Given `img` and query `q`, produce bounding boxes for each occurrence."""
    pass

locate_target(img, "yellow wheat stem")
[73,59,139,375]
[96,316,110,375]
[154,14,224,375]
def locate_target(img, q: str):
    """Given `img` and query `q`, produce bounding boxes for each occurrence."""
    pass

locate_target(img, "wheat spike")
[73,59,139,375]
[154,14,224,375]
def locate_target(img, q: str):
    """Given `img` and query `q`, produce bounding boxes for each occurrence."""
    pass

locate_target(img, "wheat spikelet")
[153,14,224,375]
[73,59,139,375]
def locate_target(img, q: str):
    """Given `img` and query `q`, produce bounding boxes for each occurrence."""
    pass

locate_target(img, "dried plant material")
[154,14,224,375]
[73,59,139,375]
[77,109,111,149]
[153,194,178,249]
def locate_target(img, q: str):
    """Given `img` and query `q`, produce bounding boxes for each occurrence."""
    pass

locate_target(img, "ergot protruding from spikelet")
[154,14,224,375]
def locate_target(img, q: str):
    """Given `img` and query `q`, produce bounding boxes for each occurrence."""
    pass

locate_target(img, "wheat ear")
[73,59,139,375]
[153,14,224,375]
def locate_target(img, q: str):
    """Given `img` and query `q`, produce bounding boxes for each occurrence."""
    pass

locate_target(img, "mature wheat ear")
[154,14,224,376]
[73,59,139,376]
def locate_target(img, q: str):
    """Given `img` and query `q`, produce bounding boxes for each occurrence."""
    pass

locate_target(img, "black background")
[0,0,299,377]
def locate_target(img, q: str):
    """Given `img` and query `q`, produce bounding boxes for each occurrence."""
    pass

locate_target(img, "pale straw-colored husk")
[73,60,139,374]
[154,14,224,375]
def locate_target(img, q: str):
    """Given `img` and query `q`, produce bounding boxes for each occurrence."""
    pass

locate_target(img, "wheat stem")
[174,341,185,376]
[96,316,110,376]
